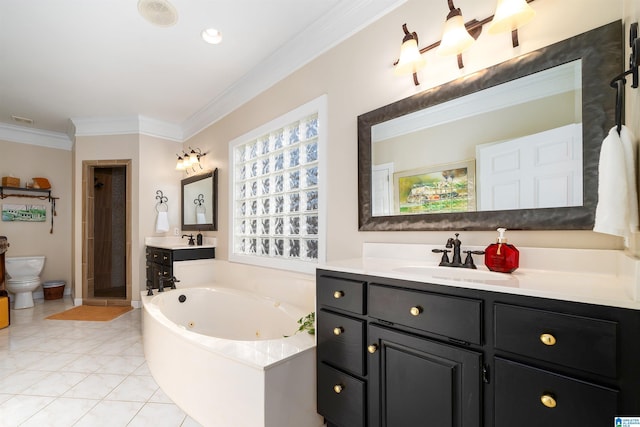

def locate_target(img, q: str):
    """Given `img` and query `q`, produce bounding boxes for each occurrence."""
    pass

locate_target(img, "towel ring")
[156,190,169,212]
[609,22,639,135]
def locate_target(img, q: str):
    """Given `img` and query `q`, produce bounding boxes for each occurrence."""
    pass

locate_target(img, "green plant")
[285,312,315,337]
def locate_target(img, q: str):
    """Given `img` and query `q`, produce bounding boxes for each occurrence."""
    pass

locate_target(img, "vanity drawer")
[494,303,617,377]
[494,357,618,427]
[318,275,366,314]
[317,309,366,376]
[317,362,365,427]
[368,284,482,345]
[147,247,172,266]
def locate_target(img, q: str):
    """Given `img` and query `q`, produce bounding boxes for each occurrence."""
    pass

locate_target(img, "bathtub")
[142,286,322,427]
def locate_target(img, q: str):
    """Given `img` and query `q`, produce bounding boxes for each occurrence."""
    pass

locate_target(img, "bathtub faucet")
[158,276,180,292]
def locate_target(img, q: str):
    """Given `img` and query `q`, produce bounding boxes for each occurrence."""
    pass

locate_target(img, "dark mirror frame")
[181,169,218,231]
[358,21,622,231]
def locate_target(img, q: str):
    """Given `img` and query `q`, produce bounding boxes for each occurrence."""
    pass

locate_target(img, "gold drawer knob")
[367,344,378,354]
[333,290,344,299]
[333,327,344,336]
[410,306,423,316]
[540,394,557,408]
[540,333,557,346]
[333,384,344,394]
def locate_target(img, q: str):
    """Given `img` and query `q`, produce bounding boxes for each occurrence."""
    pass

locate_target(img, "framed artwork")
[2,204,46,222]
[393,160,476,214]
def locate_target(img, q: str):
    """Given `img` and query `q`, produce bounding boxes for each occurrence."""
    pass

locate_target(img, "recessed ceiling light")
[11,115,33,125]
[201,28,222,45]
[138,0,178,27]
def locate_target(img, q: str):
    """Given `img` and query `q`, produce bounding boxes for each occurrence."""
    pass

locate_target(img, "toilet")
[5,256,45,309]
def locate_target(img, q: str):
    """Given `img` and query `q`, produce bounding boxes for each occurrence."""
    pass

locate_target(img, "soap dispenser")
[484,228,519,273]
[196,231,203,246]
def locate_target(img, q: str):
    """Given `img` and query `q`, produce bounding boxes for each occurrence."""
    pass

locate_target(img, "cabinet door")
[368,324,482,427]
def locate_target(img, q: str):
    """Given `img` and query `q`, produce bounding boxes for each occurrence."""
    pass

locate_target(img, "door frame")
[82,160,132,306]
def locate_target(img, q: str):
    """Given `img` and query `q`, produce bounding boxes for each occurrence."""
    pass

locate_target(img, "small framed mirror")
[181,169,218,231]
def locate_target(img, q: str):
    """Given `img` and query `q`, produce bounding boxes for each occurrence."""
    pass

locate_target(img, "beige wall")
[0,139,73,286]
[72,133,183,302]
[186,0,630,262]
[138,134,184,294]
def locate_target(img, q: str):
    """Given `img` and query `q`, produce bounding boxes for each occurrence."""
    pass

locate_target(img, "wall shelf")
[0,186,54,201]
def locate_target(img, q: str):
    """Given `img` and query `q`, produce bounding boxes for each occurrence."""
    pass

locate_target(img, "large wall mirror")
[181,169,218,231]
[358,21,622,231]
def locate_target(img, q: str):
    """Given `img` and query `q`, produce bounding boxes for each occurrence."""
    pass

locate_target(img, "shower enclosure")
[83,161,131,305]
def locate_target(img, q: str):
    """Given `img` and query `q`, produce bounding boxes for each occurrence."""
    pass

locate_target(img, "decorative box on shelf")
[1,177,20,187]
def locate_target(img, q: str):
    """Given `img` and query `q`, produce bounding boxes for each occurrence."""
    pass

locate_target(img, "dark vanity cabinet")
[316,269,640,427]
[145,246,215,290]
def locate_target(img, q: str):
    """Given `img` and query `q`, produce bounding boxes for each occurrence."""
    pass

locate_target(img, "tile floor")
[0,297,203,427]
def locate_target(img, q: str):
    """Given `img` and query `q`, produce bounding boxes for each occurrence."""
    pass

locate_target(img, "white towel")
[196,212,207,224]
[156,211,170,233]
[594,125,639,239]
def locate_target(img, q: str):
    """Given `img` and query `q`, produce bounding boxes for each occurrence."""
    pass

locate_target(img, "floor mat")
[45,305,133,321]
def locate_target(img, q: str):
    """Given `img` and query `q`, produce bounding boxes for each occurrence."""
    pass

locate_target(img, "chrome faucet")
[432,233,484,269]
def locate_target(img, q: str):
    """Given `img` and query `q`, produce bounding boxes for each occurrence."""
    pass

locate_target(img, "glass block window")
[229,96,326,274]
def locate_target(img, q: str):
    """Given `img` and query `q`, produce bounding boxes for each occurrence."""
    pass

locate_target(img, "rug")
[46,305,133,321]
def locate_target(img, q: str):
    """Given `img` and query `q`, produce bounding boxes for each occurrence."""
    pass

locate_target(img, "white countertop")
[319,243,640,310]
[145,236,217,250]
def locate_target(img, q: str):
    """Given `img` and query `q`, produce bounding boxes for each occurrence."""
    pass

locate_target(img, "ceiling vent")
[137,0,178,27]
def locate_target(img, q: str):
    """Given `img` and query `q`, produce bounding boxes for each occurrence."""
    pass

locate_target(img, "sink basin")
[392,266,515,283]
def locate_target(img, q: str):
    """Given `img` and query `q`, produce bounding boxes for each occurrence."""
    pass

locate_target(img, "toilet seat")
[8,277,40,287]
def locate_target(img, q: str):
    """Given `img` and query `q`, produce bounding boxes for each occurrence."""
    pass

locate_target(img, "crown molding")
[0,122,73,151]
[181,0,408,140]
[4,0,406,146]
[71,115,183,142]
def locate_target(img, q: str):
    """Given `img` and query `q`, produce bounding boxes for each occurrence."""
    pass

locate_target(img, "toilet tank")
[5,256,45,278]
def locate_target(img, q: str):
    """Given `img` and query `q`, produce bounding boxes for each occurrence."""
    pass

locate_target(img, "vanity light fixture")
[175,154,186,171]
[187,147,207,168]
[488,0,536,48]
[437,0,478,69]
[176,147,207,173]
[394,24,426,86]
[394,0,536,85]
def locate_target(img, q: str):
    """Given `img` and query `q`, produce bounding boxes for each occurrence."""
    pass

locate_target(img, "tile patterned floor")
[0,298,203,427]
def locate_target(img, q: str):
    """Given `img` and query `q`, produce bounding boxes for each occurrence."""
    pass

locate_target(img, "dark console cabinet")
[316,269,640,427]
[145,245,214,290]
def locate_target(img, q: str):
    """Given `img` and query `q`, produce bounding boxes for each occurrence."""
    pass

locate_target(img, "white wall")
[185,0,628,264]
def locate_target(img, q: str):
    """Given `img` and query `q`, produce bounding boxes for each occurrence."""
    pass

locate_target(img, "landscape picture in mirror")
[181,169,218,231]
[358,21,622,231]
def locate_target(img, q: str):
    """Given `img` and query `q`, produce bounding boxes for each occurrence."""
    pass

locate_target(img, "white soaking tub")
[142,286,322,427]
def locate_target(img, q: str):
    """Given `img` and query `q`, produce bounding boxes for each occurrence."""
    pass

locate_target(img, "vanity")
[317,19,636,426]
[145,237,215,291]
[316,244,640,426]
